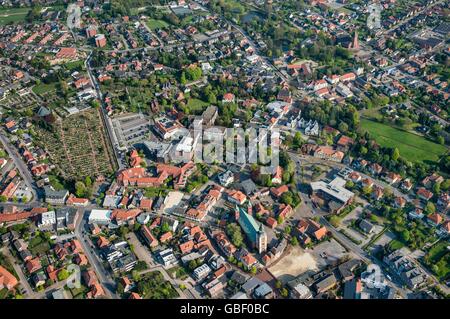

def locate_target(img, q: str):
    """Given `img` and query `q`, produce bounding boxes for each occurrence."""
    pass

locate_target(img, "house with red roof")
[141,225,159,248]
[160,231,173,243]
[227,190,247,205]
[0,265,18,291]
[270,185,289,198]
[266,217,278,229]
[222,93,235,103]
[427,213,443,227]
[26,258,42,274]
[417,187,433,201]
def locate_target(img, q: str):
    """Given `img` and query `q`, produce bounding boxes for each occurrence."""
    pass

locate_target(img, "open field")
[35,109,116,180]
[185,98,209,114]
[360,119,448,164]
[146,19,169,30]
[32,82,57,95]
[0,7,29,25]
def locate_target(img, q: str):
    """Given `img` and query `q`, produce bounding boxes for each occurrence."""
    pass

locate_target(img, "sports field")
[361,119,448,164]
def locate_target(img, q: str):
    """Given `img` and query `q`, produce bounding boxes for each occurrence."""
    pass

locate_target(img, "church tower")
[351,30,359,51]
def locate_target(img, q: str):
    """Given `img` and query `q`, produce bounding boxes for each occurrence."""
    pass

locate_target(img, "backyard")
[360,119,448,164]
[136,271,179,299]
[424,241,450,282]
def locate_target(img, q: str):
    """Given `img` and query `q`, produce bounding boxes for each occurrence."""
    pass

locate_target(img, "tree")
[392,148,400,161]
[338,122,349,133]
[180,72,187,85]
[329,215,341,227]
[277,216,284,225]
[57,269,70,281]
[280,191,293,206]
[284,226,292,235]
[226,223,244,247]
[425,202,436,215]
[291,237,299,246]
[0,195,7,202]
[275,280,282,289]
[188,259,198,271]
[400,230,410,243]
[433,182,441,195]
[75,181,86,198]
[161,222,171,233]
[85,176,92,187]
[293,132,303,148]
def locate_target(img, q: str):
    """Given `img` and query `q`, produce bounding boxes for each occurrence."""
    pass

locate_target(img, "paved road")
[0,132,40,201]
[1,247,37,299]
[85,52,124,171]
[74,210,118,299]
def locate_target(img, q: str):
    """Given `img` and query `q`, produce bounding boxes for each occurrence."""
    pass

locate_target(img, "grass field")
[360,119,448,164]
[32,82,57,95]
[0,7,29,25]
[146,19,169,30]
[425,242,450,281]
[186,98,209,114]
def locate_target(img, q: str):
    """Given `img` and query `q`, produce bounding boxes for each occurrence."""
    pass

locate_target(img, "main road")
[74,209,119,299]
[0,131,41,201]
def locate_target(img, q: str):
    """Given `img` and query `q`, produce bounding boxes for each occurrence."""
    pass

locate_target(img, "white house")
[88,209,112,225]
[39,211,56,227]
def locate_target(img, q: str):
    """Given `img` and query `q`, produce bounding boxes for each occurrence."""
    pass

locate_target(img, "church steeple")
[351,30,359,51]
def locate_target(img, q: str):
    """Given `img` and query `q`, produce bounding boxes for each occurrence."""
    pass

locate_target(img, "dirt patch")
[269,246,319,283]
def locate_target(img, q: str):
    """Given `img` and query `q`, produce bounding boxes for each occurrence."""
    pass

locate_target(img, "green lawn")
[146,19,169,30]
[360,119,448,164]
[186,98,209,113]
[0,7,29,25]
[425,242,450,281]
[29,236,51,255]
[64,60,85,71]
[388,239,405,251]
[32,82,57,95]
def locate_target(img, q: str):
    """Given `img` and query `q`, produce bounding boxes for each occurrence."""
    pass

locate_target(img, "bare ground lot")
[269,239,348,283]
[269,245,319,283]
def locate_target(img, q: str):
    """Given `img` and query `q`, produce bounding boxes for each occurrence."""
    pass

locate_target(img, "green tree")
[392,148,400,161]
[329,215,341,227]
[57,269,70,281]
[75,181,86,198]
[424,202,436,215]
[291,237,299,246]
[400,230,410,243]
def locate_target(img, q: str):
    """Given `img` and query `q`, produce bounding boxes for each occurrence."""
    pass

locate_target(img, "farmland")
[360,119,448,164]
[34,109,117,180]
